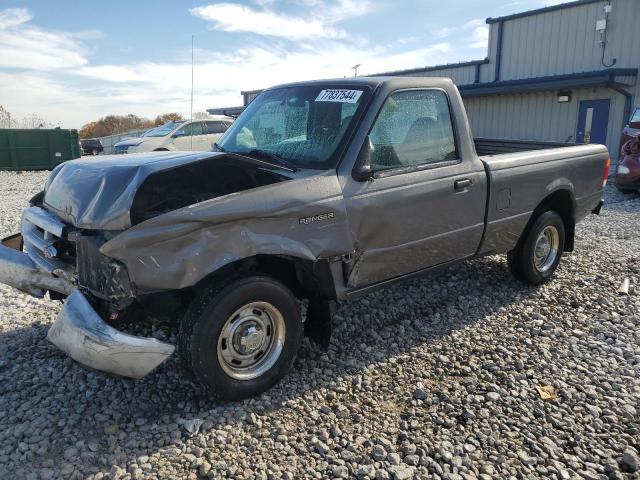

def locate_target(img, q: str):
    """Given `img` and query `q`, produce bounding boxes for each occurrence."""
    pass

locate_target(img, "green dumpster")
[0,128,81,171]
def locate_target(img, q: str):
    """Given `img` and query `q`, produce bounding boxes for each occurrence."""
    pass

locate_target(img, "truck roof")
[264,76,456,92]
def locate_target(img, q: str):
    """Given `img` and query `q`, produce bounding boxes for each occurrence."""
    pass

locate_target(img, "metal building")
[209,0,639,157]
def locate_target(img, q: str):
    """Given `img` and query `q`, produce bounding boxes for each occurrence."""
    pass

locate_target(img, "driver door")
[342,89,487,288]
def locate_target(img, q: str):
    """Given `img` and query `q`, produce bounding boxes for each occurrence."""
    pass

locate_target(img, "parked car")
[0,77,609,400]
[80,138,103,156]
[620,106,640,151]
[113,117,233,154]
[615,133,640,194]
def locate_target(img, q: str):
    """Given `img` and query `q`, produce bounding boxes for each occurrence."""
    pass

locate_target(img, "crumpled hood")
[43,151,281,231]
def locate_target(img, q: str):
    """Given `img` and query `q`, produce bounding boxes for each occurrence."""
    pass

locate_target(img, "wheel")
[508,210,565,286]
[92,149,98,155]
[178,276,302,400]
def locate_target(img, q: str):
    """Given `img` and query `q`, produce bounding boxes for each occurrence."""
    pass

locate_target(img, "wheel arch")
[526,188,576,252]
[195,254,339,302]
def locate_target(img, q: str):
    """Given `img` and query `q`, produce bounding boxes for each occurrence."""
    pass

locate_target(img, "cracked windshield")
[218,86,368,169]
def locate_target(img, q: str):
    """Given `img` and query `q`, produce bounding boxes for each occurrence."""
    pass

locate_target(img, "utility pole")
[351,64,361,77]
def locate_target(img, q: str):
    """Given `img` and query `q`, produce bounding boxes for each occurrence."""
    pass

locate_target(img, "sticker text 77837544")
[315,89,363,104]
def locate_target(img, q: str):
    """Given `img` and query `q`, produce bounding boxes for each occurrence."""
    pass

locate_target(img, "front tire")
[508,210,565,286]
[178,276,302,400]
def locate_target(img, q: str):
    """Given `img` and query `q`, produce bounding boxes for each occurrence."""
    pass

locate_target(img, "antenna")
[191,34,194,150]
[351,63,361,77]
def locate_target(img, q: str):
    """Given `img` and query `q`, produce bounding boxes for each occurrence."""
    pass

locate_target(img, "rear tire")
[178,276,302,401]
[508,210,565,286]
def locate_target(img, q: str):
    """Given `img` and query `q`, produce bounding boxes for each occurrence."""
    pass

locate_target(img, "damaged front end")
[0,203,174,379]
[1,150,349,380]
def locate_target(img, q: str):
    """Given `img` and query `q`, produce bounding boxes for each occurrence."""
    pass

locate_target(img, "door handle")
[454,178,472,191]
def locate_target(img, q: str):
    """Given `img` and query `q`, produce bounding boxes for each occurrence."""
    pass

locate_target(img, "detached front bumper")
[1,233,174,379]
[47,291,175,379]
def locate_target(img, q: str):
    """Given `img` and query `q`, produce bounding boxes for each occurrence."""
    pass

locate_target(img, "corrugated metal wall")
[410,0,640,86]
[463,86,627,154]
[495,0,640,81]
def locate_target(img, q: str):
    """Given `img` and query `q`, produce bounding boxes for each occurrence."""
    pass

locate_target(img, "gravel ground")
[0,170,639,480]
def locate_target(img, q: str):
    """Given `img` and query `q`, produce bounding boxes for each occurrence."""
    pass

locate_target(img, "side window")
[191,122,204,136]
[631,108,640,123]
[177,124,192,136]
[368,89,457,172]
[206,121,226,134]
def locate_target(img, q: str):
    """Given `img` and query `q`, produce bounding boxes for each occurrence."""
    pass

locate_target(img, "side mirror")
[352,135,374,181]
[172,130,186,138]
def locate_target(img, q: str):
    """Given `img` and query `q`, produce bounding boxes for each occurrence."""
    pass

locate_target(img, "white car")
[113,117,234,154]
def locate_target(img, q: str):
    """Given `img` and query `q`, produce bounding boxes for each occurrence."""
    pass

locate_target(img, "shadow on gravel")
[0,255,538,475]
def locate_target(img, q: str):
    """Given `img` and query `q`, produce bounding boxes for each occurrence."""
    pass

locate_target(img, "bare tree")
[193,111,211,120]
[20,114,51,129]
[0,106,55,129]
[0,105,14,128]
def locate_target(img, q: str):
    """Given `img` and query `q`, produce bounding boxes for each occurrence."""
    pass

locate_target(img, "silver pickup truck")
[0,77,610,400]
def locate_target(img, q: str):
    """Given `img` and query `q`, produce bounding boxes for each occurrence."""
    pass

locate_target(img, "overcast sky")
[0,0,570,128]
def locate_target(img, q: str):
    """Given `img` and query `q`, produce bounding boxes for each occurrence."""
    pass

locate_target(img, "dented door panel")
[342,161,487,288]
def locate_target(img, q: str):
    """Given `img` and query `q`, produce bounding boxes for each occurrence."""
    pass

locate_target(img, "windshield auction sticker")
[315,89,363,103]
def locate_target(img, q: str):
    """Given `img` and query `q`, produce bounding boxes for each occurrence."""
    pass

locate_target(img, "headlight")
[617,165,630,175]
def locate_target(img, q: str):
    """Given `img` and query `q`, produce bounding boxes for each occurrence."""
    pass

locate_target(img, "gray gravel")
[0,170,639,480]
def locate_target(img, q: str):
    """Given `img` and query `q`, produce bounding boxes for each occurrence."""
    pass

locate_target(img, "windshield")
[217,85,370,169]
[143,121,185,138]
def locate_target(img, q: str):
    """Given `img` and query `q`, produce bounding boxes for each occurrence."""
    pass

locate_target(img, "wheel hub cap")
[533,225,560,273]
[234,322,265,354]
[217,301,286,381]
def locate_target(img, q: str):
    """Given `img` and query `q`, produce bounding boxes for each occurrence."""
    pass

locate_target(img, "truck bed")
[474,138,575,156]
[477,142,609,256]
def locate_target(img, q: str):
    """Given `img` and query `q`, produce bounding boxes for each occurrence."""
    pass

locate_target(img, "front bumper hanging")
[1,233,174,379]
[47,290,175,379]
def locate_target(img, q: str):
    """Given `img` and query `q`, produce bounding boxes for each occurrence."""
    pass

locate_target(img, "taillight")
[602,158,611,187]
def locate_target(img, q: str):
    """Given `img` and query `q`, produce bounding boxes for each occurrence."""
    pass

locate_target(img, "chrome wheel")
[533,225,560,273]
[217,302,286,380]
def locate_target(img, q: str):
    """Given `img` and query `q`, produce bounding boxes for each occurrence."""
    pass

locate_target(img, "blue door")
[576,99,610,145]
